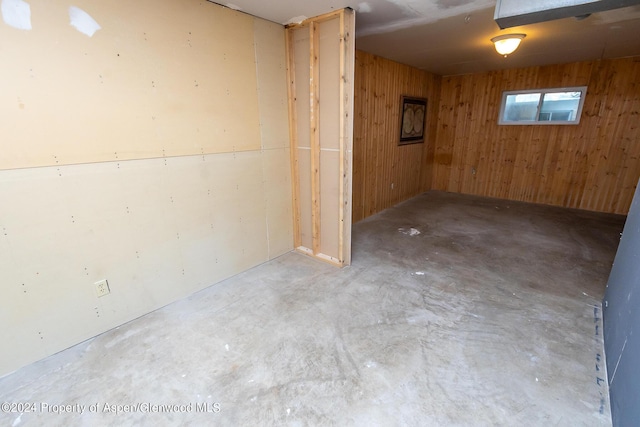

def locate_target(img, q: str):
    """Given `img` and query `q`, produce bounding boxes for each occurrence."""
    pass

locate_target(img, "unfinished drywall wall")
[433,57,640,215]
[603,178,640,427]
[0,0,292,376]
[352,50,441,223]
[0,0,262,169]
[286,9,355,266]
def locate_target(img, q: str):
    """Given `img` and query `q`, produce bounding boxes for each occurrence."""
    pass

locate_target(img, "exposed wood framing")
[285,29,301,248]
[338,9,354,265]
[309,22,322,255]
[285,9,355,267]
[338,12,347,265]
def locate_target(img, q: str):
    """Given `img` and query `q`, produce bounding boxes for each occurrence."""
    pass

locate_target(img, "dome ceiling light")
[491,33,526,56]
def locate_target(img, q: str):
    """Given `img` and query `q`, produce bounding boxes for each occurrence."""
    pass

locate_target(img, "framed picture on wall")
[399,96,427,145]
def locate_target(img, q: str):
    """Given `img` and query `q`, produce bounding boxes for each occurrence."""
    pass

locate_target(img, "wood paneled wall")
[353,50,441,222]
[433,57,640,214]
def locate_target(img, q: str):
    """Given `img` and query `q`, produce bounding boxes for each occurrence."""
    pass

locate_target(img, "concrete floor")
[0,191,624,426]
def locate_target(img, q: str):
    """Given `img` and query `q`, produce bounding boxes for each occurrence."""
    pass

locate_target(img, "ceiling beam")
[495,0,640,28]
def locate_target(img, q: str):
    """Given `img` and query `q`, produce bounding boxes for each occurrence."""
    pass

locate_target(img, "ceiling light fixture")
[491,33,526,56]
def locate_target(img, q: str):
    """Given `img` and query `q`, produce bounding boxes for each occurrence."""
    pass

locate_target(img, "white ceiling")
[215,0,640,75]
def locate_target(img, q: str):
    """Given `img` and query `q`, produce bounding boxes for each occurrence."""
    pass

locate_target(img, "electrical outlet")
[95,279,110,297]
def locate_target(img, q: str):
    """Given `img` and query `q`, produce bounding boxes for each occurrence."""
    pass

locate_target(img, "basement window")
[498,86,587,125]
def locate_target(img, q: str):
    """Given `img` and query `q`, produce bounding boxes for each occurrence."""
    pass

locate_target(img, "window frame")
[498,86,588,126]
